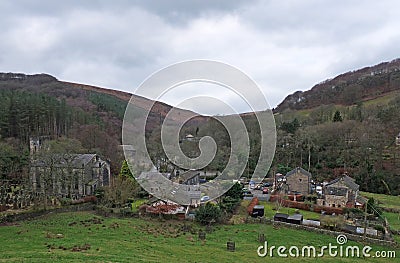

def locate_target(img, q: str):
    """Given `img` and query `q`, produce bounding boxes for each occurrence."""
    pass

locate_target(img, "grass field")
[360,192,400,231]
[360,192,400,210]
[0,211,398,262]
[230,200,321,225]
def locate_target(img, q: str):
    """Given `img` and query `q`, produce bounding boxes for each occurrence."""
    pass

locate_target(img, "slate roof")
[356,195,368,205]
[274,213,289,220]
[285,167,312,178]
[288,214,303,221]
[325,175,359,191]
[31,154,99,168]
[179,170,200,183]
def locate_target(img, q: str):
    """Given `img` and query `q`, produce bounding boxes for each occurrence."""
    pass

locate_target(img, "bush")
[60,198,72,206]
[374,225,385,232]
[196,203,222,225]
[220,196,240,214]
[320,215,345,229]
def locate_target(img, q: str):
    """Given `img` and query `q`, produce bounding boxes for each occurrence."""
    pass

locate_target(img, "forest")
[273,94,400,195]
[0,74,126,180]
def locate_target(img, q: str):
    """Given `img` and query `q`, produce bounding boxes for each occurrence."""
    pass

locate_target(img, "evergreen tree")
[119,160,134,179]
[333,110,343,122]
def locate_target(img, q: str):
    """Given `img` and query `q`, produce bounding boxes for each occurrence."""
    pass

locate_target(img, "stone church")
[29,137,111,199]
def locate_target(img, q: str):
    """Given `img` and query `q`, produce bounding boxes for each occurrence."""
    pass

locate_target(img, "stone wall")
[0,203,95,223]
[272,221,397,247]
[246,217,397,248]
[324,194,347,208]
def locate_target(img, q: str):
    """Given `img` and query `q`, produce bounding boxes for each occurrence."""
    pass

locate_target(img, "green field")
[360,192,400,210]
[360,192,400,232]
[0,211,397,262]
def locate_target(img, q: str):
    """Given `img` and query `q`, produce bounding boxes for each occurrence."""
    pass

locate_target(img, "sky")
[1,0,400,114]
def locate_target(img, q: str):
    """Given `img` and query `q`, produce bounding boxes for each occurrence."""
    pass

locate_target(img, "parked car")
[262,187,269,194]
[255,184,263,190]
[249,180,255,189]
[200,196,210,203]
[263,182,272,187]
[243,192,254,198]
[242,189,252,195]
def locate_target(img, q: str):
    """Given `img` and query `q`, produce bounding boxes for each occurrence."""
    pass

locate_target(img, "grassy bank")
[0,211,397,262]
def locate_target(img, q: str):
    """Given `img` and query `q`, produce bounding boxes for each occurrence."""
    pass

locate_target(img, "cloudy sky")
[1,0,400,114]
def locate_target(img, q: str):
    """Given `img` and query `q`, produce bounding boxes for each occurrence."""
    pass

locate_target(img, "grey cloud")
[0,1,399,113]
[126,0,251,23]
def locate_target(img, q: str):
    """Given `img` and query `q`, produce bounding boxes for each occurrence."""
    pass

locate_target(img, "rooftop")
[325,175,359,191]
[286,167,312,178]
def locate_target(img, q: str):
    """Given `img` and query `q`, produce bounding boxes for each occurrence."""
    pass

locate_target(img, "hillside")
[0,72,207,176]
[0,72,198,121]
[272,59,400,195]
[1,58,400,195]
[275,58,400,112]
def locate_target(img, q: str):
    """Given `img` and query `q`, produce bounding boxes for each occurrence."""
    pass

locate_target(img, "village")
[0,134,397,248]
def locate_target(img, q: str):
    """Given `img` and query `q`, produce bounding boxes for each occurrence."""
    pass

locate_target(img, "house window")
[338,204,341,208]
[323,201,326,206]
[332,204,335,207]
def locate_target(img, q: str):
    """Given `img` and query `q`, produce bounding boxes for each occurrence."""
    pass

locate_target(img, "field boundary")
[246,217,398,248]
[0,204,95,223]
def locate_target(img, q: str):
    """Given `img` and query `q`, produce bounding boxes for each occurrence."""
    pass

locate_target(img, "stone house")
[285,167,311,195]
[138,171,201,206]
[318,175,359,208]
[177,170,200,185]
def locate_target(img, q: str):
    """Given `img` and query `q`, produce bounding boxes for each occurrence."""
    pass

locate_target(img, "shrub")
[374,225,385,232]
[196,203,222,225]
[60,198,72,206]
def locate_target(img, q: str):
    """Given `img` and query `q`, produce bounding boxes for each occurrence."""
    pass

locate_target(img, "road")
[243,189,270,201]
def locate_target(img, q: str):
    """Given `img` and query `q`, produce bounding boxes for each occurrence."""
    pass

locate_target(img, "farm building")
[273,213,303,225]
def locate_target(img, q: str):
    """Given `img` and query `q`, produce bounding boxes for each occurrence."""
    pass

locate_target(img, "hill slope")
[272,59,400,195]
[275,58,400,112]
[0,72,206,176]
[1,58,400,195]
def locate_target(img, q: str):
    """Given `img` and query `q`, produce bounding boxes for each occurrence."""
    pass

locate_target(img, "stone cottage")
[176,170,200,185]
[318,175,359,208]
[285,167,312,195]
